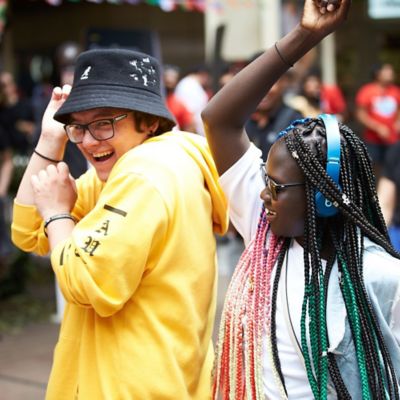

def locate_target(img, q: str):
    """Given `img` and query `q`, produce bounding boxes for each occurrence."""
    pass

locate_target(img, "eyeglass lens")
[67,119,114,143]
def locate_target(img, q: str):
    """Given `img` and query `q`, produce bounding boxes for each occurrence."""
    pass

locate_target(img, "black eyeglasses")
[260,163,304,200]
[64,113,129,144]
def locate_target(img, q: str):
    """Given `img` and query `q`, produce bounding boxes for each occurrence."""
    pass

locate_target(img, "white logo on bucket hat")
[129,57,156,87]
[80,66,91,80]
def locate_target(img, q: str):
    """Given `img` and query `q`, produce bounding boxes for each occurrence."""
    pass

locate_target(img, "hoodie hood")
[146,131,229,235]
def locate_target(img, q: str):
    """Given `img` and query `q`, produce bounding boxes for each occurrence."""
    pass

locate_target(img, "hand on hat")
[41,84,71,142]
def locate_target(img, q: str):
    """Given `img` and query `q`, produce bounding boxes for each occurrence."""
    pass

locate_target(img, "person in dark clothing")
[0,72,35,156]
[0,123,13,259]
[378,141,400,251]
[245,71,302,160]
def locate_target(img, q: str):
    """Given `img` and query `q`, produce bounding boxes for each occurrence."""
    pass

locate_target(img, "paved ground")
[0,238,243,400]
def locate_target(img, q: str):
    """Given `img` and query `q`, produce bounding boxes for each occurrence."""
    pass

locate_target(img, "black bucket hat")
[54,48,176,129]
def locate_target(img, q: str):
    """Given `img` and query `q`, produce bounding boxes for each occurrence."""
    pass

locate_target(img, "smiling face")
[260,138,306,239]
[71,107,153,181]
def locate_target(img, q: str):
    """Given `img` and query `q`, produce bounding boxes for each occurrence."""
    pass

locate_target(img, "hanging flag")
[0,0,7,38]
[32,0,207,12]
[45,0,63,5]
[159,0,175,12]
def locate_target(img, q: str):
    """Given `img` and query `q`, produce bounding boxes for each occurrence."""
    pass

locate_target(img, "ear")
[146,120,160,136]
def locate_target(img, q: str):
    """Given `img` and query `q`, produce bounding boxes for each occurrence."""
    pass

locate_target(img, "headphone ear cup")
[315,190,339,217]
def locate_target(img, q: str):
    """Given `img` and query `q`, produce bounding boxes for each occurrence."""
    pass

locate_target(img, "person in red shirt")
[163,65,194,132]
[356,63,400,178]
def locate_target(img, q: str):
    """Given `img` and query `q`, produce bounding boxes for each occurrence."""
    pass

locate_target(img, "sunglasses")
[260,163,305,200]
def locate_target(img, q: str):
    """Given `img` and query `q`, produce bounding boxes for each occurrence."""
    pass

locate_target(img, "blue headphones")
[315,114,341,217]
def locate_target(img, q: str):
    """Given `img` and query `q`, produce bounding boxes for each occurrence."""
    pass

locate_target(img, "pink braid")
[213,208,284,399]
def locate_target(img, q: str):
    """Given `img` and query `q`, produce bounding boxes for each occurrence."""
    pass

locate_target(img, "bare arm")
[202,0,351,175]
[356,106,390,141]
[15,86,70,205]
[0,149,13,197]
[13,85,77,251]
[377,177,396,226]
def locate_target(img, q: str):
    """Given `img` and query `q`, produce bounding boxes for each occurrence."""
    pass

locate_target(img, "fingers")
[57,161,70,176]
[32,162,70,187]
[61,84,71,100]
[69,173,77,193]
[326,0,341,12]
[315,0,341,14]
[30,174,40,191]
[51,84,71,101]
[52,86,63,100]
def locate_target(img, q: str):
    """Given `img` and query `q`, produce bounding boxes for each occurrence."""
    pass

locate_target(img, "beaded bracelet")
[274,42,293,68]
[33,149,62,163]
[44,213,76,237]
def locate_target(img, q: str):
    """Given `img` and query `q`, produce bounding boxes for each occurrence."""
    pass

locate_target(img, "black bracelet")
[44,213,76,237]
[33,149,62,163]
[275,42,293,68]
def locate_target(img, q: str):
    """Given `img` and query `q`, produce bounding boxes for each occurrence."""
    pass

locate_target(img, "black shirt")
[382,141,400,225]
[0,99,35,155]
[245,104,302,160]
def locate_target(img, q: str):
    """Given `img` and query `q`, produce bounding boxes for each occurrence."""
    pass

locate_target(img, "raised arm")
[13,85,77,252]
[202,0,351,174]
[15,85,70,205]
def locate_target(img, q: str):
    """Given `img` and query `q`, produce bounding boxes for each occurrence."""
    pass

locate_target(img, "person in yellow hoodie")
[11,48,228,399]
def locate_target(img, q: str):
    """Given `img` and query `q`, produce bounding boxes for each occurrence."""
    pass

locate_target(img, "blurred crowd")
[0,45,399,292]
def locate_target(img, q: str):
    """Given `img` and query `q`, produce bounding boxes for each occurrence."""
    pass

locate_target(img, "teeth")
[93,151,112,158]
[266,208,276,216]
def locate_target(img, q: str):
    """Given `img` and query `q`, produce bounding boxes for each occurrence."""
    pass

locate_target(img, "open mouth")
[93,151,114,162]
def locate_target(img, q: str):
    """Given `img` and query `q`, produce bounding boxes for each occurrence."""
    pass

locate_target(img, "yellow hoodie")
[12,131,228,399]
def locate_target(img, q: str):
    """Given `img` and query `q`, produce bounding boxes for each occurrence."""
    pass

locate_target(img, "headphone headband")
[315,114,341,217]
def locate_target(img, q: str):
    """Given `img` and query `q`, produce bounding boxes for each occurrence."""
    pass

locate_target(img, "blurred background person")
[0,88,13,262]
[378,140,400,251]
[356,62,400,179]
[0,71,35,158]
[163,64,195,132]
[287,67,347,121]
[174,63,211,136]
[245,68,302,160]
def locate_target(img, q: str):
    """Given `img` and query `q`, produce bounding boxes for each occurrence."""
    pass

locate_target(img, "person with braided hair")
[202,0,400,399]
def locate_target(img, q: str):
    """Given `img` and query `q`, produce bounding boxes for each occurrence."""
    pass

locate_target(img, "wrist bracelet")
[34,149,62,163]
[44,213,76,237]
[274,42,293,68]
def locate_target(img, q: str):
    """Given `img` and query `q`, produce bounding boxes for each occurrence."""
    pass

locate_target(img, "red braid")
[213,208,284,399]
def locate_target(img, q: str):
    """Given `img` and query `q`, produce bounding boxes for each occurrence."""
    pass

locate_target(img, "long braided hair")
[213,118,399,400]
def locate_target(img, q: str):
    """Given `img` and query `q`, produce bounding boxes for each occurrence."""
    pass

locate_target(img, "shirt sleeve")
[219,144,264,246]
[11,169,101,256]
[51,171,168,317]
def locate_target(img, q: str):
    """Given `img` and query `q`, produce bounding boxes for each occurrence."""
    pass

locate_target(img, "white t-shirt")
[219,144,343,399]
[174,75,208,136]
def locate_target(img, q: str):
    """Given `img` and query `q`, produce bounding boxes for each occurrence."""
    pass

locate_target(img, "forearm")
[0,150,14,197]
[46,217,75,251]
[356,108,385,132]
[202,26,331,173]
[377,177,396,226]
[15,135,67,205]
